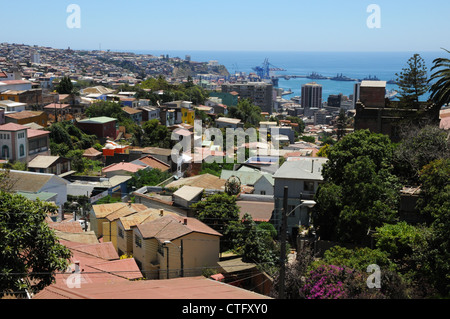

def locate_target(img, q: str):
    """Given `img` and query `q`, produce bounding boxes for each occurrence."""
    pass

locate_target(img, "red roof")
[27,129,50,139]
[136,155,170,172]
[0,123,28,131]
[33,276,270,299]
[102,162,146,173]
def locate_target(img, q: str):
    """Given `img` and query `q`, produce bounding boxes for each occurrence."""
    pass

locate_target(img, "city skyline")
[1,0,449,52]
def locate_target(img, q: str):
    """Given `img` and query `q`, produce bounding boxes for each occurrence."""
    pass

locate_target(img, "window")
[118,227,124,238]
[304,181,315,192]
[135,234,142,248]
[260,190,266,195]
[19,144,24,157]
[2,145,9,159]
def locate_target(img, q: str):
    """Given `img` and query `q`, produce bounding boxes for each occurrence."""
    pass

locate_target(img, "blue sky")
[1,0,449,52]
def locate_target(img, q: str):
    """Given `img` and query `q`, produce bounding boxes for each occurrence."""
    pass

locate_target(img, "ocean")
[131,50,444,101]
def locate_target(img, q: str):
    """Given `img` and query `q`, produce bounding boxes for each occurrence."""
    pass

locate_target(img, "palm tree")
[429,48,450,109]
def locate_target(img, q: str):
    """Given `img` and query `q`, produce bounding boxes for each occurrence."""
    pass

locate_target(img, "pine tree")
[395,54,429,107]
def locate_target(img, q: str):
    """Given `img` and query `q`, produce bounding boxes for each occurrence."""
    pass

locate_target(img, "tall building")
[31,51,40,64]
[221,82,274,114]
[301,82,322,109]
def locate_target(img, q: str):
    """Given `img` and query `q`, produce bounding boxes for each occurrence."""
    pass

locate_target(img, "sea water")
[132,50,444,101]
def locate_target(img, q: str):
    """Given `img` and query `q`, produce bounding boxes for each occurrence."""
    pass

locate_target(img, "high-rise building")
[301,82,322,109]
[31,51,40,64]
[221,81,274,114]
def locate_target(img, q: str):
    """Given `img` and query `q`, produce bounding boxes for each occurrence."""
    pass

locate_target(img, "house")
[272,157,328,237]
[116,208,178,257]
[76,116,117,141]
[0,123,28,162]
[0,100,27,113]
[220,169,274,195]
[82,147,103,161]
[5,169,70,209]
[5,110,48,127]
[165,173,226,192]
[27,128,51,161]
[122,106,142,124]
[89,202,150,243]
[139,106,160,122]
[66,175,132,204]
[133,215,222,279]
[215,117,242,129]
[102,161,147,178]
[181,107,195,126]
[43,103,70,119]
[131,155,171,172]
[172,185,204,209]
[28,155,71,175]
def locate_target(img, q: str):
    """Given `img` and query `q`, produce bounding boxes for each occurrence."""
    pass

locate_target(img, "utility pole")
[278,186,288,299]
[180,239,184,277]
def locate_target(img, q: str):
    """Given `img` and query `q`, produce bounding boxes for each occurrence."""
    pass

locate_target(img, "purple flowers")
[301,264,379,299]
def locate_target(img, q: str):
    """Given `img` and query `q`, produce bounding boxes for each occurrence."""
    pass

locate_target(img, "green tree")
[55,76,74,94]
[141,119,173,148]
[415,158,450,296]
[227,99,262,127]
[393,125,449,185]
[395,53,430,107]
[191,193,240,252]
[0,192,72,297]
[313,130,401,244]
[129,168,172,189]
[429,48,450,109]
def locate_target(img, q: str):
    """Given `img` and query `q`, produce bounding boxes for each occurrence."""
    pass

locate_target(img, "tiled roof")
[102,162,146,173]
[33,276,271,299]
[165,173,226,190]
[92,202,149,219]
[27,128,50,139]
[132,155,170,172]
[137,215,222,241]
[0,122,28,131]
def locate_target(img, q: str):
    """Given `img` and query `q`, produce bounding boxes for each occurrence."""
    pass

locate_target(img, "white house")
[272,157,328,236]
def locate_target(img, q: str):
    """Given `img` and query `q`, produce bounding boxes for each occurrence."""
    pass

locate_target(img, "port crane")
[252,58,286,79]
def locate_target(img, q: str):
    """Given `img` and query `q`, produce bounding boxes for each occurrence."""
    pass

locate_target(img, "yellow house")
[90,202,149,248]
[133,215,222,279]
[181,107,195,126]
[116,208,177,257]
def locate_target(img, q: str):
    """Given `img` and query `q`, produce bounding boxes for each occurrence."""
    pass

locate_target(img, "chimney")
[183,218,187,225]
[73,261,80,273]
[128,200,132,207]
[160,209,164,216]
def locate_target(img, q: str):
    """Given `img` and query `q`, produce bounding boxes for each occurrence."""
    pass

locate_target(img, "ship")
[359,75,380,81]
[307,72,328,80]
[331,73,356,81]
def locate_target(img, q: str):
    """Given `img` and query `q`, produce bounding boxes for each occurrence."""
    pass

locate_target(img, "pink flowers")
[301,264,380,299]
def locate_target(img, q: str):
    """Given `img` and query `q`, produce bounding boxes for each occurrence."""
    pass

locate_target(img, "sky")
[1,0,449,52]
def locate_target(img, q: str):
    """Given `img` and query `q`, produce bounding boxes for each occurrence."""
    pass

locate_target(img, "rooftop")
[78,116,117,124]
[137,215,222,241]
[273,157,328,181]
